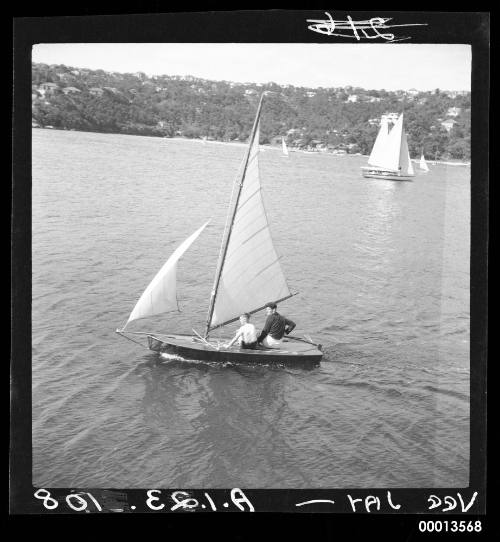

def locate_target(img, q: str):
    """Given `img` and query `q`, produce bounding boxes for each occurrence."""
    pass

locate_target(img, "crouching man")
[257,302,296,348]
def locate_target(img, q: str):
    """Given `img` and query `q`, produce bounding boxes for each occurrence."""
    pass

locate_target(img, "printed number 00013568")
[418,521,482,533]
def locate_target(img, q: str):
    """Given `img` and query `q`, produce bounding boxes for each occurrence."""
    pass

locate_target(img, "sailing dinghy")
[117,94,323,365]
[419,153,430,172]
[361,114,415,181]
[281,137,289,157]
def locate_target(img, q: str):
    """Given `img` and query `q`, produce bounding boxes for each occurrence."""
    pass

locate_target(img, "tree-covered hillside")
[32,62,471,160]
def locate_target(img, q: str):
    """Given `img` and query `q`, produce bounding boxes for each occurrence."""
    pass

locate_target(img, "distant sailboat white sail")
[361,114,415,180]
[282,137,289,157]
[419,153,430,172]
[122,221,209,329]
[395,116,414,176]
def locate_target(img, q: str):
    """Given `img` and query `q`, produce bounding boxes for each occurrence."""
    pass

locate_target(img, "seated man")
[257,302,296,348]
[224,313,258,349]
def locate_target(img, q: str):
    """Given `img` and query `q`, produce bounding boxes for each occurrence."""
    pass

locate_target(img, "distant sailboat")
[282,137,289,157]
[116,94,323,366]
[361,114,415,181]
[419,153,430,172]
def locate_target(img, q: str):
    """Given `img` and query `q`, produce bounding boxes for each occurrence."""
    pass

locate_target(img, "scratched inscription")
[306,13,427,42]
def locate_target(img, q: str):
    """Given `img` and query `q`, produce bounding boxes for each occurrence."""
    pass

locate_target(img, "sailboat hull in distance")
[147,333,323,366]
[361,167,415,181]
[362,113,414,181]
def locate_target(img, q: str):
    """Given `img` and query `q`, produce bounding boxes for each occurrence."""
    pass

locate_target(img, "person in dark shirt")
[257,302,296,348]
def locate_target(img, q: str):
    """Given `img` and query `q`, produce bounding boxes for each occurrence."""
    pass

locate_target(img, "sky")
[32,43,471,92]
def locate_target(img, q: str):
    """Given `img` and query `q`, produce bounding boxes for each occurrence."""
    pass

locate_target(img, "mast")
[204,93,265,337]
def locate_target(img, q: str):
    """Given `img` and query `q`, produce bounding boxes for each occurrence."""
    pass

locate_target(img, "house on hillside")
[441,119,458,133]
[382,112,399,124]
[446,107,462,117]
[37,82,59,96]
[62,86,81,95]
[89,87,104,97]
[447,90,469,99]
[346,94,358,103]
[103,86,120,95]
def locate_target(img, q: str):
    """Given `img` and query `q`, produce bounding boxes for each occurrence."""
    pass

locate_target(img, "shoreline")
[32,127,470,165]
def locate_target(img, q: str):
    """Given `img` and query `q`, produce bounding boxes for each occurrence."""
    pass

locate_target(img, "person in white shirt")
[224,313,258,349]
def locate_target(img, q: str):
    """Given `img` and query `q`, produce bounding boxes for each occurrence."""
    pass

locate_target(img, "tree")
[30,62,470,160]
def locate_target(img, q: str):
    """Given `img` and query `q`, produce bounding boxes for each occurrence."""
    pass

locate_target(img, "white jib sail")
[124,221,209,328]
[399,123,415,176]
[210,123,291,328]
[367,117,390,168]
[420,154,429,171]
[282,137,289,156]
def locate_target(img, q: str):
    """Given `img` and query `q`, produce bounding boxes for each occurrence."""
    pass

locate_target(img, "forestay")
[124,221,209,328]
[209,122,292,329]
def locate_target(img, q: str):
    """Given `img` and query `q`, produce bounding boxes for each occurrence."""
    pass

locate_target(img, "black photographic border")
[11,8,489,532]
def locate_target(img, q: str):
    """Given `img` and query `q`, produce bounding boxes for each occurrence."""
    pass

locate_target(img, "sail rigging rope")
[115,331,149,349]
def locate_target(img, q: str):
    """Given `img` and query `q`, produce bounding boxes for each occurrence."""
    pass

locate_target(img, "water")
[32,129,470,488]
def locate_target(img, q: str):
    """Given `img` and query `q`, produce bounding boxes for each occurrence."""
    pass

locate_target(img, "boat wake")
[159,351,188,362]
[159,351,237,368]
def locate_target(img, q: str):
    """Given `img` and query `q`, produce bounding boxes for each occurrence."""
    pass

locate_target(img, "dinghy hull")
[147,333,323,366]
[361,167,414,181]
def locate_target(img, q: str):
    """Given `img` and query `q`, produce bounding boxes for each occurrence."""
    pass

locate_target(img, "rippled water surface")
[32,129,470,488]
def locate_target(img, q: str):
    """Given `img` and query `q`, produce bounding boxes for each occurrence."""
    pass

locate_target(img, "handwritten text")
[306,12,427,42]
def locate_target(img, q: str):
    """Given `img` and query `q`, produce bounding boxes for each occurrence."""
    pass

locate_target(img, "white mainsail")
[419,154,430,172]
[367,117,390,168]
[208,121,292,330]
[282,137,289,156]
[123,221,209,328]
